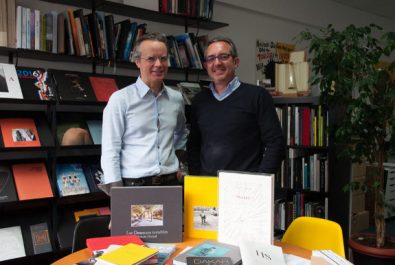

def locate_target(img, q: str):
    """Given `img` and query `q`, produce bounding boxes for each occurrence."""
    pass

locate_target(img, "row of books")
[158,0,214,20]
[0,223,52,262]
[276,104,329,147]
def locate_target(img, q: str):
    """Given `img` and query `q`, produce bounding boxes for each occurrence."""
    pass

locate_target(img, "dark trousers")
[122,173,178,186]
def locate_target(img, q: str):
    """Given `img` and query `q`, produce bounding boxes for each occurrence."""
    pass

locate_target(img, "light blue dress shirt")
[101,77,188,184]
[209,76,241,100]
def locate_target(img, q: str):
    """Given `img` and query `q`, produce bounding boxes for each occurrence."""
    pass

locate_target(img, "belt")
[122,173,177,186]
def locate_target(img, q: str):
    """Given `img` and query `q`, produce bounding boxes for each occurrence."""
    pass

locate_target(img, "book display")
[0,118,41,148]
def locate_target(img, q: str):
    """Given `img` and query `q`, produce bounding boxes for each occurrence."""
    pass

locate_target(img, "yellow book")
[96,243,158,265]
[184,175,218,240]
[74,208,99,222]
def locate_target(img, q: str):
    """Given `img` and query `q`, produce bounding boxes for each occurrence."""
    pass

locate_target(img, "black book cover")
[115,19,131,61]
[30,222,52,254]
[83,163,104,193]
[105,15,115,62]
[50,70,97,102]
[16,67,56,101]
[86,13,100,58]
[0,164,18,203]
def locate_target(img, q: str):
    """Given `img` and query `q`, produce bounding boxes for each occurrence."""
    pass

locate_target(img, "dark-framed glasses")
[140,56,168,63]
[205,53,233,63]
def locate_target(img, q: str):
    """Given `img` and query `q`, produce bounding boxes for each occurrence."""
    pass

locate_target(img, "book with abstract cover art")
[16,67,55,101]
[88,76,118,102]
[12,162,53,200]
[56,163,90,197]
[29,222,52,254]
[184,176,218,240]
[218,171,274,246]
[86,119,102,145]
[56,120,92,146]
[0,226,26,262]
[111,186,183,243]
[0,165,18,203]
[83,163,104,193]
[0,118,41,148]
[50,69,96,102]
[0,63,23,99]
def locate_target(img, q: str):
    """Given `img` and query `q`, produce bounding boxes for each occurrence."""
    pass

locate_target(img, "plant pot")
[349,233,395,265]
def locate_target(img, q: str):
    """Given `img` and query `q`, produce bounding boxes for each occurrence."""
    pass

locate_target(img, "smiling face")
[204,41,240,93]
[135,40,168,91]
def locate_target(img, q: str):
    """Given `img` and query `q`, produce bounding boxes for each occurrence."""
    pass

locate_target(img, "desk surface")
[52,238,311,265]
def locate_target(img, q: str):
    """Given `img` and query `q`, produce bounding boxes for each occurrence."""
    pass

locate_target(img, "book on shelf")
[57,120,92,146]
[30,222,52,254]
[55,163,90,197]
[88,76,119,102]
[0,118,41,148]
[12,162,53,200]
[86,234,144,253]
[218,171,274,246]
[0,0,7,47]
[184,175,218,240]
[0,226,26,262]
[0,164,18,203]
[0,63,23,99]
[173,240,242,265]
[95,243,158,265]
[74,208,100,222]
[16,67,55,101]
[111,186,183,243]
[83,163,104,193]
[85,119,102,145]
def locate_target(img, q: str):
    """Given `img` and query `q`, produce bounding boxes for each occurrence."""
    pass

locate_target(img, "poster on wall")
[255,40,294,93]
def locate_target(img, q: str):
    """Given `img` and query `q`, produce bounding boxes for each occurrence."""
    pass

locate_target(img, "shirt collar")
[136,76,168,98]
[209,76,241,101]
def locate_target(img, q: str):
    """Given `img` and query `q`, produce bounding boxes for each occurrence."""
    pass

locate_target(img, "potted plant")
[297,24,395,263]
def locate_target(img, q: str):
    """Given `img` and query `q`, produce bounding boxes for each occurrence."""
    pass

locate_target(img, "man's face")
[135,40,168,89]
[204,41,239,87]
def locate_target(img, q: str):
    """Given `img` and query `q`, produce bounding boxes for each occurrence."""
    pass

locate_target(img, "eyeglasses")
[205,53,233,63]
[139,56,168,64]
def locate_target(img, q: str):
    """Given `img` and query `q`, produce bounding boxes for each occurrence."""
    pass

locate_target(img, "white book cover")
[239,240,286,265]
[16,6,22,48]
[0,63,23,99]
[34,9,40,50]
[26,7,30,49]
[218,171,274,246]
[0,226,26,261]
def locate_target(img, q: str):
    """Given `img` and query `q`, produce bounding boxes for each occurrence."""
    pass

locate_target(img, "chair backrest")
[71,215,111,252]
[281,216,345,257]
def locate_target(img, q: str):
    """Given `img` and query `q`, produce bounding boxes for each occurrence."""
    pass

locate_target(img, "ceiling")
[330,0,395,21]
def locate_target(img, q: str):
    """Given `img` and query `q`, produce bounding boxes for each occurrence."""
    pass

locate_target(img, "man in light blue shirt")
[100,33,188,194]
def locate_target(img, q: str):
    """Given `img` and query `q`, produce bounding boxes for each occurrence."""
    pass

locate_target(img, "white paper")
[240,240,286,265]
[284,254,311,265]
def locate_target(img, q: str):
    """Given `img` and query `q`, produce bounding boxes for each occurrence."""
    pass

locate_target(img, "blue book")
[86,120,102,145]
[56,163,90,197]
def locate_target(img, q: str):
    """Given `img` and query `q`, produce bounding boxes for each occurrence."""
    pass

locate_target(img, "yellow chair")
[281,216,345,257]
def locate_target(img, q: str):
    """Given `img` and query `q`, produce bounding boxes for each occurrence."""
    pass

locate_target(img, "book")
[173,240,242,265]
[95,243,158,265]
[55,163,90,197]
[144,242,176,264]
[16,67,55,101]
[0,226,26,261]
[0,164,17,203]
[12,162,53,200]
[86,235,144,253]
[111,186,183,243]
[30,222,52,254]
[239,240,286,265]
[88,76,118,102]
[74,208,100,222]
[0,63,23,99]
[0,118,41,148]
[57,120,92,146]
[86,119,102,145]
[83,163,104,192]
[218,171,274,246]
[184,176,218,240]
[186,257,233,265]
[312,250,353,265]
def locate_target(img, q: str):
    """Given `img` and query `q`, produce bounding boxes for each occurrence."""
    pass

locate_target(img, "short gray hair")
[206,36,238,57]
[132,33,168,61]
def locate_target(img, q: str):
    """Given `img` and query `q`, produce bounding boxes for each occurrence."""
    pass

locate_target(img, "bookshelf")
[0,0,228,264]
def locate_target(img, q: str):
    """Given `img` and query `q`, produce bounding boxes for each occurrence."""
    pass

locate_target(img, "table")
[51,238,311,265]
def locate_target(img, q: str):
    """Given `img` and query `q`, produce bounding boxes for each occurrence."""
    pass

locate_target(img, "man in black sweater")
[187,37,285,176]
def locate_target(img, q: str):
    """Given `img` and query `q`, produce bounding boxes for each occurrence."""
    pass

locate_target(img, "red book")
[12,162,53,200]
[302,107,311,146]
[0,118,41,147]
[86,235,144,253]
[88,76,118,102]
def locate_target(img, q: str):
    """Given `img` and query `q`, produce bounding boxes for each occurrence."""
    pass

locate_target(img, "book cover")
[144,242,176,263]
[173,240,241,265]
[51,70,97,102]
[86,235,144,253]
[218,171,274,246]
[56,163,90,197]
[0,118,41,148]
[16,67,55,101]
[96,243,158,265]
[86,119,102,145]
[111,186,183,243]
[12,162,53,200]
[88,76,118,102]
[0,63,23,99]
[186,257,233,265]
[239,240,286,265]
[0,226,26,261]
[57,120,92,146]
[83,163,104,193]
[0,164,18,203]
[184,176,218,240]
[30,222,52,254]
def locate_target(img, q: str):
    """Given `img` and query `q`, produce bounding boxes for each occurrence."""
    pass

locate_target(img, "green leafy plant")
[297,24,395,248]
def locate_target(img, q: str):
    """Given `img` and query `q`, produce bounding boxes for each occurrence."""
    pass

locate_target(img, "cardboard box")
[351,210,369,234]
